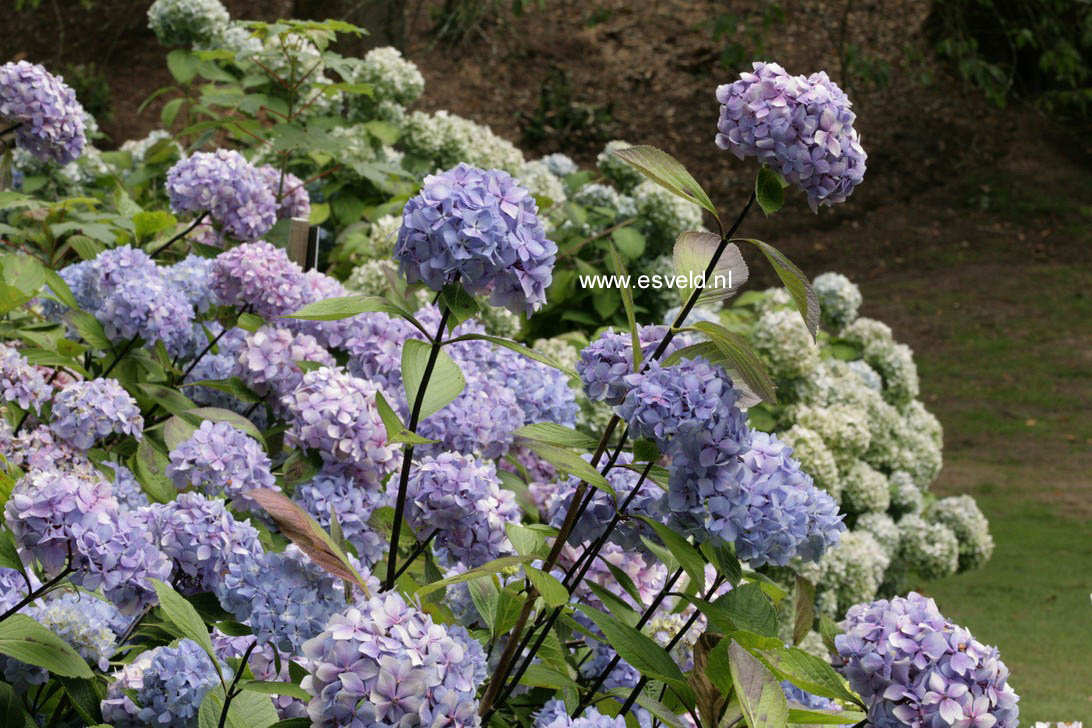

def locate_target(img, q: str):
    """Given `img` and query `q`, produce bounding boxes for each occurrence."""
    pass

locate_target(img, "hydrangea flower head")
[210,240,306,317]
[165,254,217,313]
[167,149,277,241]
[97,271,196,357]
[0,342,52,412]
[234,325,335,399]
[534,698,626,728]
[136,638,225,727]
[33,592,120,671]
[577,325,689,406]
[0,61,86,163]
[352,46,425,107]
[49,378,143,450]
[166,420,276,504]
[836,592,1018,727]
[416,363,525,460]
[301,592,484,727]
[715,61,867,211]
[295,467,388,568]
[620,357,738,449]
[813,272,862,331]
[147,0,230,47]
[256,165,311,219]
[395,163,557,315]
[925,495,994,572]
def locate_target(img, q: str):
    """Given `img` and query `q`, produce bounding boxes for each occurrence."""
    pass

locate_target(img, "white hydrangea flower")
[813,272,862,332]
[846,359,882,391]
[147,0,229,47]
[596,140,643,192]
[663,305,720,328]
[352,46,425,107]
[794,403,871,462]
[344,259,396,296]
[840,460,890,514]
[751,308,821,382]
[120,129,184,166]
[752,287,794,317]
[533,338,580,373]
[800,530,889,617]
[632,179,704,248]
[855,511,900,558]
[840,316,893,350]
[865,340,920,405]
[926,495,994,571]
[539,153,578,177]
[205,21,262,53]
[400,110,525,174]
[780,424,841,498]
[897,514,959,580]
[516,159,567,206]
[888,470,924,515]
[902,400,943,449]
[477,305,522,339]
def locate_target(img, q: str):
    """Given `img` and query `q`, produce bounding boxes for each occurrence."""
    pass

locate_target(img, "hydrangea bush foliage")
[0,9,1022,728]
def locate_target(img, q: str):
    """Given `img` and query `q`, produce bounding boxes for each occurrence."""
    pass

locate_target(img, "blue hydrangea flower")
[0,567,33,614]
[534,699,627,728]
[97,271,196,357]
[136,491,262,595]
[294,466,388,569]
[85,244,159,305]
[0,61,86,163]
[0,342,51,412]
[136,639,225,727]
[49,378,144,450]
[234,325,335,399]
[210,240,306,317]
[620,358,738,449]
[782,680,838,709]
[167,420,276,506]
[716,61,867,211]
[540,153,579,177]
[301,593,484,727]
[405,453,520,567]
[282,270,356,349]
[167,149,277,241]
[33,592,120,670]
[257,165,311,220]
[836,592,1019,727]
[1,424,90,475]
[102,461,150,510]
[470,342,578,427]
[282,366,398,486]
[416,362,525,460]
[217,545,348,654]
[213,630,307,719]
[344,310,420,393]
[101,649,156,725]
[577,325,690,406]
[395,163,557,315]
[165,254,217,313]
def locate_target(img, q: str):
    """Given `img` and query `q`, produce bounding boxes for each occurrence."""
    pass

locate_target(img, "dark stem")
[12,409,30,437]
[218,639,259,728]
[117,603,153,648]
[383,305,452,591]
[0,565,73,624]
[151,211,208,258]
[178,304,251,383]
[242,394,268,419]
[100,335,141,379]
[390,529,438,583]
[0,123,22,137]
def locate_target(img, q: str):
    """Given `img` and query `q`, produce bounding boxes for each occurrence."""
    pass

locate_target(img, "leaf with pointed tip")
[612,145,718,223]
[687,321,777,405]
[793,575,815,647]
[727,641,789,728]
[608,243,642,369]
[672,233,748,306]
[755,166,786,215]
[402,338,465,420]
[735,238,819,338]
[691,633,726,727]
[414,555,535,597]
[524,442,613,496]
[525,566,568,607]
[149,580,221,684]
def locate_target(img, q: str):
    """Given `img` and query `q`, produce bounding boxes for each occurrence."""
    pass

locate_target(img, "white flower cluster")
[119,129,184,167]
[596,140,643,192]
[344,259,398,297]
[400,110,525,174]
[897,514,960,580]
[147,0,229,47]
[351,47,425,109]
[926,495,994,571]
[751,309,821,381]
[812,271,862,332]
[798,530,889,617]
[516,159,567,206]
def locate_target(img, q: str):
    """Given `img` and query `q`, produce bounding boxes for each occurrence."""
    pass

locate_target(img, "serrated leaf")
[727,641,789,728]
[0,615,95,678]
[672,233,748,306]
[787,707,865,724]
[42,268,78,311]
[505,522,549,558]
[236,312,267,332]
[402,338,465,420]
[632,438,660,463]
[514,422,597,450]
[720,582,778,637]
[687,321,777,405]
[754,647,862,708]
[584,580,640,627]
[755,166,785,215]
[612,145,718,222]
[519,662,580,690]
[139,383,197,416]
[65,310,111,349]
[134,211,178,240]
[524,565,568,607]
[736,238,819,338]
[700,540,742,586]
[164,415,198,451]
[819,613,839,655]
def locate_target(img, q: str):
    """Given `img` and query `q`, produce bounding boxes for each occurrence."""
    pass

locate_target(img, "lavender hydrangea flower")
[85,245,159,304]
[101,649,156,725]
[405,453,520,567]
[0,567,33,614]
[836,592,1019,727]
[166,420,277,505]
[97,271,196,357]
[577,325,689,406]
[344,310,419,391]
[166,149,277,241]
[49,378,144,449]
[136,639,225,727]
[301,593,484,727]
[33,592,120,671]
[1,425,91,475]
[216,545,346,653]
[479,343,578,427]
[0,342,52,412]
[71,507,173,614]
[102,461,150,511]
[235,325,335,399]
[0,61,86,163]
[620,357,738,449]
[395,163,557,315]
[165,254,217,313]
[295,467,388,568]
[210,240,306,317]
[136,491,262,594]
[282,366,397,485]
[417,363,525,460]
[257,165,311,219]
[715,61,866,211]
[534,698,627,728]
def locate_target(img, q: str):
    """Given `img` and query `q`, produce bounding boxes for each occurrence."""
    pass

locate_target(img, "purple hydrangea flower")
[136,639,224,728]
[165,254,217,313]
[395,163,557,315]
[135,491,262,595]
[301,593,484,727]
[85,245,159,305]
[0,342,52,412]
[577,325,689,406]
[166,149,277,241]
[462,341,578,427]
[294,467,388,569]
[534,698,627,728]
[344,310,419,392]
[210,240,307,317]
[282,270,355,348]
[166,420,277,505]
[405,453,520,567]
[71,507,173,614]
[0,61,86,163]
[416,362,525,460]
[102,461,150,511]
[101,649,156,726]
[216,545,345,653]
[49,378,143,450]
[234,325,335,399]
[257,165,311,219]
[97,271,196,357]
[836,592,1019,728]
[282,366,397,486]
[715,61,867,211]
[1,425,91,475]
[0,567,33,614]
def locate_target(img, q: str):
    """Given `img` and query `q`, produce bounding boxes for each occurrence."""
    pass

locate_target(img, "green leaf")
[401,338,465,420]
[505,522,549,558]
[0,531,27,581]
[514,422,597,450]
[690,633,726,728]
[576,605,695,707]
[438,283,480,329]
[133,211,178,240]
[608,242,642,369]
[164,415,198,451]
[819,613,839,655]
[523,442,613,496]
[606,688,686,728]
[161,97,184,127]
[519,662,580,691]
[721,582,778,637]
[182,377,262,404]
[60,676,104,725]
[0,614,95,678]
[793,576,815,646]
[236,312,267,332]
[672,233,748,306]
[373,390,436,445]
[787,708,865,724]
[687,321,777,405]
[467,576,498,631]
[133,439,177,503]
[139,383,197,416]
[42,268,78,311]
[611,226,646,259]
[448,334,576,377]
[68,234,105,260]
[727,640,789,728]
[634,516,704,589]
[415,555,535,597]
[493,586,526,637]
[524,565,568,607]
[150,579,222,683]
[65,310,111,349]
[0,680,36,728]
[632,437,660,463]
[735,239,819,338]
[363,119,401,145]
[592,288,620,319]
[285,294,412,322]
[754,647,861,707]
[827,339,862,361]
[239,680,312,702]
[699,540,742,586]
[167,50,198,83]
[755,166,786,215]
[612,145,718,223]
[584,581,640,627]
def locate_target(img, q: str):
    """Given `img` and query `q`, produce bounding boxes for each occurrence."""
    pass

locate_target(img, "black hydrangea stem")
[0,564,74,624]
[178,303,252,384]
[218,638,259,728]
[383,304,452,591]
[150,211,209,258]
[0,122,22,137]
[100,334,141,379]
[389,529,439,583]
